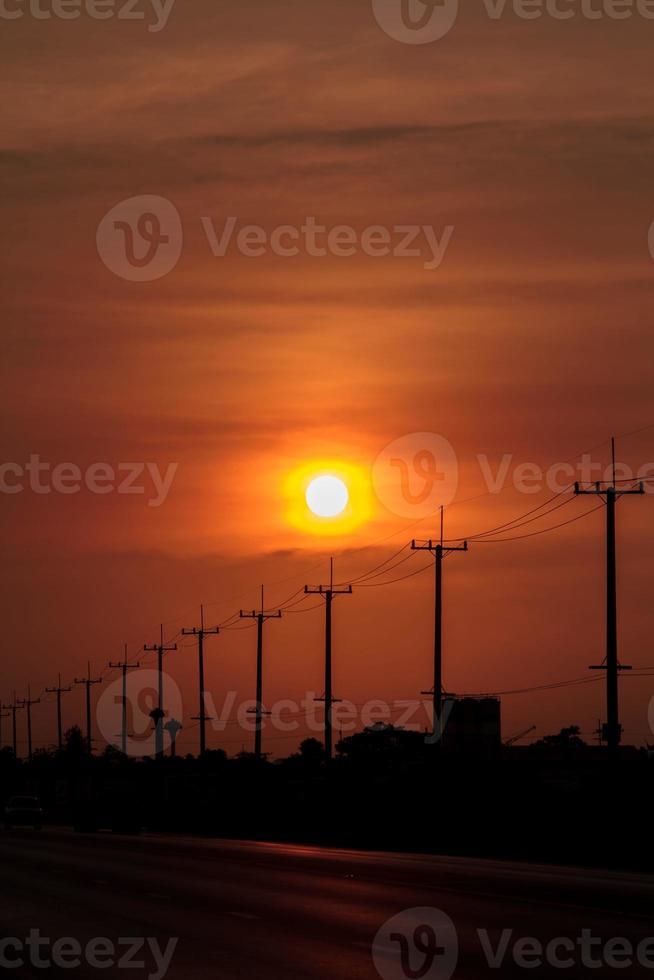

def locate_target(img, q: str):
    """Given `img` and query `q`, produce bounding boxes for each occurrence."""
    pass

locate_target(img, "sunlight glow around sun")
[305,475,349,518]
[282,458,373,537]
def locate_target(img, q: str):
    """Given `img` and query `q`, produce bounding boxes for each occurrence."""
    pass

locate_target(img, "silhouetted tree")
[63,725,86,759]
[299,738,325,766]
[337,723,425,765]
[537,726,586,750]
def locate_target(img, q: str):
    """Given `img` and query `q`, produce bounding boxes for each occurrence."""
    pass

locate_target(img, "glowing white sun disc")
[305,475,349,518]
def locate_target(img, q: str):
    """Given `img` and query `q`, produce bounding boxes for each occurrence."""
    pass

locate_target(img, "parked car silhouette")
[4,796,43,830]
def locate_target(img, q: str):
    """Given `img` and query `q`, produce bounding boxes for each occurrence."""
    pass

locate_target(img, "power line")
[471,501,605,543]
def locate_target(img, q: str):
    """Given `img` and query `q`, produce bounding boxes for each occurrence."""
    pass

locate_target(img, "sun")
[283,458,372,536]
[305,475,349,518]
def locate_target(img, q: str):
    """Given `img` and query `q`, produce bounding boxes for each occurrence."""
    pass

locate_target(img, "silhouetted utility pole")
[594,720,604,746]
[0,708,9,751]
[45,674,72,751]
[411,508,468,745]
[182,606,219,756]
[575,438,644,752]
[74,662,102,754]
[305,559,352,761]
[240,586,283,759]
[1,694,21,758]
[144,626,177,758]
[17,687,40,763]
[108,647,140,755]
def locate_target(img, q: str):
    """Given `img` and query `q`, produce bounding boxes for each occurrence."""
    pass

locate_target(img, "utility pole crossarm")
[574,482,644,496]
[239,610,283,619]
[304,584,353,596]
[411,539,468,552]
[181,628,220,642]
[17,694,41,707]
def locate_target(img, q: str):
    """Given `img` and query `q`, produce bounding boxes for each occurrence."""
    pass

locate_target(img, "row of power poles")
[3,438,644,760]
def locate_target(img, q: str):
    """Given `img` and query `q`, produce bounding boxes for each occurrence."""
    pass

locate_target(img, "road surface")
[1,828,654,978]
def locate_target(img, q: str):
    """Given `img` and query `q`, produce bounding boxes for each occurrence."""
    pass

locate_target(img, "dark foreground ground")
[1,828,654,978]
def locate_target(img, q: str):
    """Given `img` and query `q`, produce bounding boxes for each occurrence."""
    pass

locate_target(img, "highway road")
[1,829,654,978]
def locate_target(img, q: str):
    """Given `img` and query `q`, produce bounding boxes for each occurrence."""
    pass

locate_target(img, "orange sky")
[2,1,654,755]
